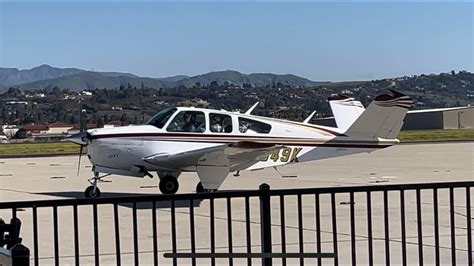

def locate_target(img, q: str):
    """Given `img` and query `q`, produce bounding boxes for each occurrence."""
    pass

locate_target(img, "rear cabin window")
[167,111,206,133]
[147,108,176,129]
[238,117,271,134]
[210,113,233,133]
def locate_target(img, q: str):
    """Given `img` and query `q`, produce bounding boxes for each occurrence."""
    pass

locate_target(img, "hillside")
[1,71,472,127]
[0,65,141,89]
[174,70,326,87]
[12,71,169,91]
[3,67,327,92]
[0,64,83,86]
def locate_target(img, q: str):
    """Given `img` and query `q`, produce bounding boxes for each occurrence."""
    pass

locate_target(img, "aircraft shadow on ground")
[33,191,203,209]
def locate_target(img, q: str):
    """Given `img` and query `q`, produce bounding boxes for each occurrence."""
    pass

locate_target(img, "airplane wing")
[223,142,283,171]
[143,142,282,171]
[143,142,283,190]
[143,145,227,170]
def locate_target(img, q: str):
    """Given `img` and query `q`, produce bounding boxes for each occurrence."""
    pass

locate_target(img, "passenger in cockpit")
[210,115,223,132]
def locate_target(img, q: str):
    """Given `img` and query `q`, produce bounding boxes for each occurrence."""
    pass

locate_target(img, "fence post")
[11,243,30,266]
[259,183,272,266]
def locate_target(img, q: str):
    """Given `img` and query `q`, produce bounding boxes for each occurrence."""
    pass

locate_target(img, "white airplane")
[66,90,412,198]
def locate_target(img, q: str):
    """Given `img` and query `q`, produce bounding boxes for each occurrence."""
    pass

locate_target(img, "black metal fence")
[0,181,472,265]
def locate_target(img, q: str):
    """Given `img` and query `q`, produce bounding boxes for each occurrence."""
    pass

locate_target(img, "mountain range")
[0,65,327,92]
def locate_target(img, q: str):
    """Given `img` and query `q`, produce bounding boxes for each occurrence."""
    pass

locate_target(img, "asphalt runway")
[0,142,472,265]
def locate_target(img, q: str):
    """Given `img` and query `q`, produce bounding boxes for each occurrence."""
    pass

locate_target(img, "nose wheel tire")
[85,186,101,198]
[159,176,179,194]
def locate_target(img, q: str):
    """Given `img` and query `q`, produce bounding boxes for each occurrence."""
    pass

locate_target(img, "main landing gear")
[159,175,179,194]
[195,182,217,193]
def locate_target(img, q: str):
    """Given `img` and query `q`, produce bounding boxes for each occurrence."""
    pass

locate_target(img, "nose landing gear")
[85,185,100,198]
[84,172,110,198]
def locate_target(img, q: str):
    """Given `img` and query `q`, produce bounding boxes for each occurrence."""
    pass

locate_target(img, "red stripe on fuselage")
[90,133,391,149]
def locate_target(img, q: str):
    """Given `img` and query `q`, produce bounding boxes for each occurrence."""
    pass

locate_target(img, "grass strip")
[0,129,473,156]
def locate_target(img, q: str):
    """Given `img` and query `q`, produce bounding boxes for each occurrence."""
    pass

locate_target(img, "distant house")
[105,120,125,128]
[23,125,49,135]
[48,122,73,135]
[1,125,21,138]
[67,123,97,135]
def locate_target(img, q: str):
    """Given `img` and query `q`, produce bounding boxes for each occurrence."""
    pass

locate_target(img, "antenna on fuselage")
[303,110,317,124]
[245,102,259,115]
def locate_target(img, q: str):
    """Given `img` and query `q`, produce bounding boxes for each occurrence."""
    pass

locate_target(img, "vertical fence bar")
[152,202,158,266]
[73,204,79,266]
[466,187,472,266]
[279,195,286,266]
[331,193,339,266]
[449,187,456,265]
[315,194,322,266]
[210,198,215,266]
[12,207,16,223]
[384,190,390,266]
[245,196,252,266]
[227,197,233,266]
[433,188,439,266]
[133,202,139,266]
[297,194,304,266]
[114,203,122,265]
[32,206,39,266]
[53,206,59,266]
[171,200,177,266]
[400,190,407,266]
[113,203,121,266]
[93,203,99,266]
[189,199,196,266]
[259,184,272,266]
[416,189,423,266]
[366,192,373,266]
[349,192,356,266]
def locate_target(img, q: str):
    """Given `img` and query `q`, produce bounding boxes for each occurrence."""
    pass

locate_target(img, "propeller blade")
[77,145,83,177]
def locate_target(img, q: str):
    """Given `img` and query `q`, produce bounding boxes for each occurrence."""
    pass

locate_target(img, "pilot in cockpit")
[182,113,198,132]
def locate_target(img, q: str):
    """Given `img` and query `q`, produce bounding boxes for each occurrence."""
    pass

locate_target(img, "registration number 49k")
[264,147,302,163]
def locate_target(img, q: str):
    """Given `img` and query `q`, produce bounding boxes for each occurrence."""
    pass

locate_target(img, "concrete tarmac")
[0,142,472,265]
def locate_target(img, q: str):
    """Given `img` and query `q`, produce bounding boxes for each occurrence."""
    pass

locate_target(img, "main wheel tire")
[159,176,179,194]
[196,182,217,193]
[85,186,101,198]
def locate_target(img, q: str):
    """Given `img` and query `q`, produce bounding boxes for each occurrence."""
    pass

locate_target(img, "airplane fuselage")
[67,90,412,197]
[85,107,396,177]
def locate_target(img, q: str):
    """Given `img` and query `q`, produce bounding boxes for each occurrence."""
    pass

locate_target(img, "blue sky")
[0,2,472,81]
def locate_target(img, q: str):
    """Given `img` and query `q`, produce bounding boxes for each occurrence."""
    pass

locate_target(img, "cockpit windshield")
[147,107,177,128]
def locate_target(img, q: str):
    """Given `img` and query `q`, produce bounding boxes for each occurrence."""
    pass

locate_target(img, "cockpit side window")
[147,108,177,129]
[238,117,271,134]
[167,111,206,133]
[210,113,233,133]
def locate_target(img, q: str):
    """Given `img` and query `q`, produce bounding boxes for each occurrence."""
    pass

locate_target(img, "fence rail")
[0,180,472,265]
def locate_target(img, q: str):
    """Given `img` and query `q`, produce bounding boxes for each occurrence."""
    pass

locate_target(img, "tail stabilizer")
[328,94,365,131]
[344,90,413,139]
